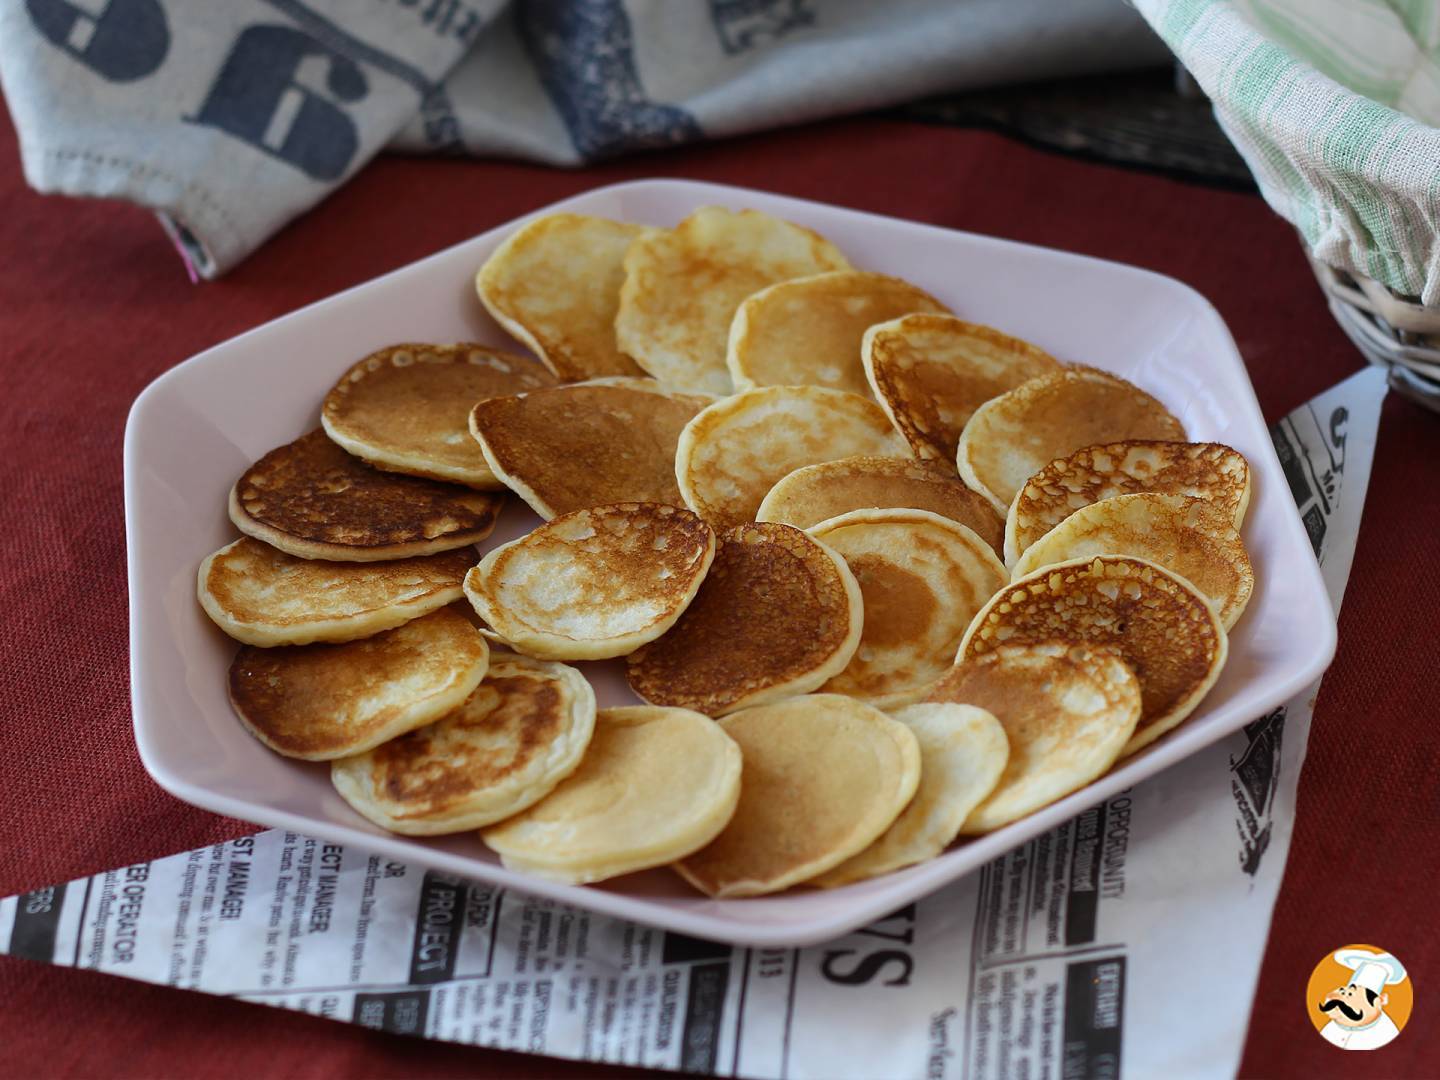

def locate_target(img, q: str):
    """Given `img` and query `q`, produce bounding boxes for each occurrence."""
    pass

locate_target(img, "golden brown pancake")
[810,702,1008,885]
[809,509,1007,707]
[674,695,921,897]
[1012,493,1254,630]
[330,653,595,834]
[482,706,742,884]
[727,271,949,396]
[198,538,474,647]
[320,343,555,488]
[1005,440,1251,565]
[756,455,1005,556]
[958,555,1227,755]
[469,381,710,519]
[230,430,504,561]
[228,606,489,761]
[927,642,1141,833]
[476,213,647,380]
[956,368,1186,514]
[863,314,1063,460]
[676,386,909,529]
[626,522,863,715]
[464,503,716,660]
[615,206,852,395]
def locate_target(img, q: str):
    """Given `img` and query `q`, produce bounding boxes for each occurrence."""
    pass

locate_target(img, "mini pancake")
[727,271,949,396]
[476,213,648,380]
[464,503,716,661]
[470,380,710,519]
[676,386,909,529]
[230,430,504,561]
[229,606,488,761]
[1005,440,1252,565]
[626,522,863,715]
[756,455,1005,556]
[863,314,1064,460]
[808,509,1007,708]
[956,369,1185,514]
[958,555,1228,755]
[482,706,741,883]
[615,206,851,395]
[927,643,1141,833]
[321,343,555,488]
[330,653,595,834]
[1012,493,1255,630]
[674,695,921,897]
[810,703,1008,886]
[198,538,473,647]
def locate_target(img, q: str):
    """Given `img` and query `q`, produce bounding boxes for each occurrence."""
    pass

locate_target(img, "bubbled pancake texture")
[202,539,471,633]
[961,370,1185,509]
[867,315,1062,460]
[731,272,948,396]
[616,207,852,395]
[478,214,647,380]
[322,344,554,476]
[347,656,584,822]
[679,387,907,529]
[1009,441,1250,559]
[471,503,714,642]
[1013,494,1253,628]
[964,557,1222,744]
[759,455,1004,554]
[228,607,485,758]
[472,384,707,517]
[627,523,855,714]
[234,430,502,548]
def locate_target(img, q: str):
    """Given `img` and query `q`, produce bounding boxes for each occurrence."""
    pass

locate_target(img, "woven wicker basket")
[1308,254,1440,413]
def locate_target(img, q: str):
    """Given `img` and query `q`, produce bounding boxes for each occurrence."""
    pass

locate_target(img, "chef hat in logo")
[1335,948,1407,995]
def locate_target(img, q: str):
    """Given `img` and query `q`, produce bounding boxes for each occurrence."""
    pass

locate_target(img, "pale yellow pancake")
[676,386,909,529]
[482,706,742,884]
[1012,493,1254,629]
[808,509,1007,707]
[470,380,710,519]
[956,369,1186,514]
[230,430,504,561]
[615,207,851,395]
[626,522,862,716]
[476,213,647,380]
[330,653,595,834]
[811,703,1008,886]
[1005,440,1251,565]
[320,343,556,488]
[674,695,921,897]
[756,455,1005,556]
[464,503,716,660]
[863,314,1063,460]
[727,271,948,395]
[928,643,1141,833]
[228,606,488,761]
[198,538,474,647]
[959,555,1227,755]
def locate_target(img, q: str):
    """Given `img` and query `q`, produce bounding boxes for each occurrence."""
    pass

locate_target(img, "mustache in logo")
[1320,999,1364,1022]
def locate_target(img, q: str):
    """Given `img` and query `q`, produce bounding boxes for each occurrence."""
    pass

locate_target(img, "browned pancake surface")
[626,523,856,715]
[232,430,502,552]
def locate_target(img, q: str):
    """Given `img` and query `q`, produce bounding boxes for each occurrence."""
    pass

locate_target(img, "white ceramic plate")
[125,179,1335,947]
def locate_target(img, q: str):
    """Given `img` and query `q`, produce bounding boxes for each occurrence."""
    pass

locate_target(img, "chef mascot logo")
[1307,945,1412,1050]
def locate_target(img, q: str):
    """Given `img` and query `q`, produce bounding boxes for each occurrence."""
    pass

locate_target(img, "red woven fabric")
[1,104,1435,1079]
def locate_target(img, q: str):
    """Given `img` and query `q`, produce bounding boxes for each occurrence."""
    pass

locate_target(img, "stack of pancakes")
[197,207,1254,895]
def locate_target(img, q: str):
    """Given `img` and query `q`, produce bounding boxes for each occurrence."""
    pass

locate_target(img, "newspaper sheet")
[0,367,1387,1078]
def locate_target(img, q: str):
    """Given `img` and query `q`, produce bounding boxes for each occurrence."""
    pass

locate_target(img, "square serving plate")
[125,179,1336,947]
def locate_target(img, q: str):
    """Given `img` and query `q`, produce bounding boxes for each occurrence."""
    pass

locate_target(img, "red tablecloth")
[1,104,1436,1079]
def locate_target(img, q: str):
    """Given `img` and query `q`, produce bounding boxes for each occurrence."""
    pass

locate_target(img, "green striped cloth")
[1134,0,1440,305]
